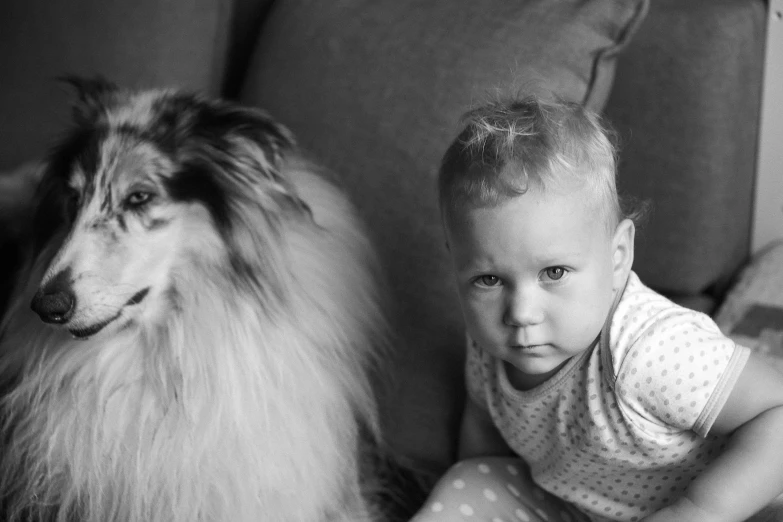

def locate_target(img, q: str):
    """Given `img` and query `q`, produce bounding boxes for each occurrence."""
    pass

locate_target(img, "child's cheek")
[464,299,502,341]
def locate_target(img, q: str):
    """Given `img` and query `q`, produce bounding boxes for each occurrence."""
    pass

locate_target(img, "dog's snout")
[31,269,76,324]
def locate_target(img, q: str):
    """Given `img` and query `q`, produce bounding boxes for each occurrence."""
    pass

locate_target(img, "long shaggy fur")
[0,78,390,522]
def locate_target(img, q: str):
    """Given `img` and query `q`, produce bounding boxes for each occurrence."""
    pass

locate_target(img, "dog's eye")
[125,191,154,208]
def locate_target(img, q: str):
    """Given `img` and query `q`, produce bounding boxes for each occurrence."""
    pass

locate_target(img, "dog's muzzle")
[31,269,76,324]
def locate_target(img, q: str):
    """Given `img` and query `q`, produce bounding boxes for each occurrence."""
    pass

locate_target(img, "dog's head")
[29,77,303,338]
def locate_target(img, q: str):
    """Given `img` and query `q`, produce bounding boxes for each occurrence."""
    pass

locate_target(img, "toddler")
[413,95,783,522]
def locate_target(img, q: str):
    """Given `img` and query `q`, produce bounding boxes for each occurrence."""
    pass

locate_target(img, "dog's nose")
[30,269,76,324]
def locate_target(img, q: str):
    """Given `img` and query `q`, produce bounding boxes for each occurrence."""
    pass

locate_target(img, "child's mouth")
[513,343,549,350]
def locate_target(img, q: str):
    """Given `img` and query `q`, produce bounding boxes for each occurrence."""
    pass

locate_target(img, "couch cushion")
[714,240,783,358]
[603,0,766,302]
[0,0,232,170]
[241,0,647,471]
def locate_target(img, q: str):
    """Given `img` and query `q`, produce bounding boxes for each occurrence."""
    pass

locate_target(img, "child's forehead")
[533,176,616,229]
[445,197,613,274]
[493,181,601,221]
[450,188,610,245]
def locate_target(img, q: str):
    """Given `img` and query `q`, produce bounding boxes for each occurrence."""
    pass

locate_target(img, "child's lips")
[511,343,550,350]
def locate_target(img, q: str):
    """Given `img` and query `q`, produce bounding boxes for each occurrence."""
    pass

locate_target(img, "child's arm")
[643,353,783,522]
[458,396,514,460]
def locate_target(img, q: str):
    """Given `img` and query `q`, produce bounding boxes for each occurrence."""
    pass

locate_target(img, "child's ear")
[611,219,635,290]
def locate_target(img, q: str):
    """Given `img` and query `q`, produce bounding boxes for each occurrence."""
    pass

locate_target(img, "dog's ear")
[58,75,119,125]
[230,106,295,169]
[197,102,296,173]
[210,105,305,211]
[182,100,304,210]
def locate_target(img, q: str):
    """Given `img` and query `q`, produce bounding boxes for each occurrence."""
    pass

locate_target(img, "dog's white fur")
[0,85,388,522]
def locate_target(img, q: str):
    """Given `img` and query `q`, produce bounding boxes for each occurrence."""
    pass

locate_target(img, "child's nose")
[503,286,544,327]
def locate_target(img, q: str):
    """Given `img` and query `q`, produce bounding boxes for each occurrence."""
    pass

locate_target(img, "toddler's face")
[445,187,624,390]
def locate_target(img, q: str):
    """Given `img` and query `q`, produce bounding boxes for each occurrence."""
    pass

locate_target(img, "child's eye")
[474,275,501,287]
[543,267,568,281]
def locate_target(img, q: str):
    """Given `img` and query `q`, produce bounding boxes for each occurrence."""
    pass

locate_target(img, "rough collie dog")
[0,78,390,522]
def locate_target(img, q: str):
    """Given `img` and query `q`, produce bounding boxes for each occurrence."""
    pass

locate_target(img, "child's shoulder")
[605,272,730,376]
[611,272,721,346]
[604,273,749,436]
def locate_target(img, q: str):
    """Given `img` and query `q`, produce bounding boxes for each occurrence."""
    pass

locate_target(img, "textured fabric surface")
[241,0,648,468]
[715,240,783,358]
[412,458,590,522]
[603,0,766,299]
[0,0,232,170]
[222,0,277,96]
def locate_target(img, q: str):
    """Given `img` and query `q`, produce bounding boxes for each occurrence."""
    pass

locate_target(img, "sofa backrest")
[0,0,239,171]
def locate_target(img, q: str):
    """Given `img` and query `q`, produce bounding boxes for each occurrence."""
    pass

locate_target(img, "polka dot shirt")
[466,272,750,521]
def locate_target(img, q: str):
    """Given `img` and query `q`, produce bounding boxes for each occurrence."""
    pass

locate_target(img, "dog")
[0,78,391,522]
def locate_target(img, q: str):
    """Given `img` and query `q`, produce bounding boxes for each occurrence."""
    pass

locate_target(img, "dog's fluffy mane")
[0,78,389,522]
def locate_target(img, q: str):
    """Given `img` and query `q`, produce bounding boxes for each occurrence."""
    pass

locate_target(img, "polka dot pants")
[412,457,590,522]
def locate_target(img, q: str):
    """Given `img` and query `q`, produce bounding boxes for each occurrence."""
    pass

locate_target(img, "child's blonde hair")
[438,94,624,232]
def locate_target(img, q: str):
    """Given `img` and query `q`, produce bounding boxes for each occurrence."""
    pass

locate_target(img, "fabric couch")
[0,0,768,492]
